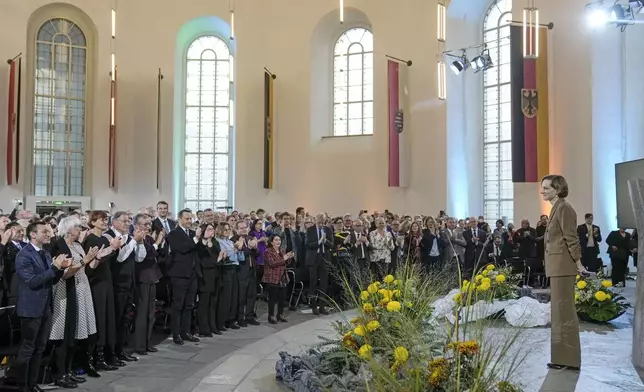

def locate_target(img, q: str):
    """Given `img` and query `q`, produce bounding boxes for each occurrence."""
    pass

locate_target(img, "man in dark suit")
[515,219,538,260]
[577,213,602,272]
[462,217,488,278]
[0,226,13,306]
[166,209,199,345]
[347,219,370,290]
[133,213,164,355]
[151,201,176,235]
[305,214,333,315]
[6,221,71,391]
[2,221,28,306]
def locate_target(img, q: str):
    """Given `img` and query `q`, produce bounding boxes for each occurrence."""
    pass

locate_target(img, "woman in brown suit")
[541,174,588,371]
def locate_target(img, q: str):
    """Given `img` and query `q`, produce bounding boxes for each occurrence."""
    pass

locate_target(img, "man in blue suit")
[6,221,71,392]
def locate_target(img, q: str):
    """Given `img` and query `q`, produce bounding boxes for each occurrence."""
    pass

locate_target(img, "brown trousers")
[550,276,581,367]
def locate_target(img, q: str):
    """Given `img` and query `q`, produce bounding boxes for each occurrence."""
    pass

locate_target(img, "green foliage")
[574,276,630,323]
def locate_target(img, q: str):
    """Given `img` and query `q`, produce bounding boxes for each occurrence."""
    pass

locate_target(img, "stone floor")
[6,284,643,392]
[195,285,644,392]
[33,303,317,392]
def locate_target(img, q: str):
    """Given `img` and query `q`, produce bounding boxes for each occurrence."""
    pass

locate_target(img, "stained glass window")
[34,18,86,196]
[333,28,373,136]
[184,36,233,211]
[483,0,513,222]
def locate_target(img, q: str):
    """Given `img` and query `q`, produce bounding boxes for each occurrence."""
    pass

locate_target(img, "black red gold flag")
[510,25,549,183]
[263,70,274,189]
[6,58,21,185]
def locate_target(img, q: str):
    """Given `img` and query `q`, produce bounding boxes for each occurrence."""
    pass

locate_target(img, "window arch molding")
[173,16,236,212]
[310,7,372,141]
[331,26,374,137]
[482,0,513,223]
[24,3,98,196]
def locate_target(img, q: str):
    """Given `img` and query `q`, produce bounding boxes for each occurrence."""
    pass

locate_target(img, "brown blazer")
[544,198,581,277]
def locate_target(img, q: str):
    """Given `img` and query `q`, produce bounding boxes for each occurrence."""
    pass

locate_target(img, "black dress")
[195,240,221,335]
[83,233,117,351]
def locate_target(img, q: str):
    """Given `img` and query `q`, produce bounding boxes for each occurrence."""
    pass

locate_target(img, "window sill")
[321,134,373,140]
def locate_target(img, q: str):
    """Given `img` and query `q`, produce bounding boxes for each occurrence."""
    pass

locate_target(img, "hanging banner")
[263,70,274,189]
[6,57,21,185]
[387,60,411,188]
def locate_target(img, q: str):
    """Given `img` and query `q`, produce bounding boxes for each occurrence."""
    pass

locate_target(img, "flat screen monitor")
[615,158,644,229]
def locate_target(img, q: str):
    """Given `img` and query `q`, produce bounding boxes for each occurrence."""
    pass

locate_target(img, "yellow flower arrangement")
[495,274,507,283]
[374,281,381,288]
[353,325,366,337]
[367,284,378,294]
[427,358,448,387]
[602,280,613,288]
[384,274,395,284]
[394,346,409,362]
[387,301,402,312]
[363,303,374,313]
[606,293,612,300]
[366,320,381,332]
[594,291,608,302]
[342,332,357,348]
[360,290,370,301]
[450,340,479,356]
[486,264,495,271]
[474,274,483,282]
[453,293,462,303]
[577,280,587,289]
[393,289,401,298]
[379,298,391,307]
[576,275,581,281]
[358,344,372,359]
[476,281,491,292]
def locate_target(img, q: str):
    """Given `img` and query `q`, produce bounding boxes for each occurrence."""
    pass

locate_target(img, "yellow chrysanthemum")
[477,282,491,292]
[367,284,378,294]
[475,274,484,282]
[374,281,382,288]
[362,303,374,312]
[366,320,381,331]
[358,344,372,359]
[495,274,506,283]
[384,274,395,284]
[462,280,471,290]
[353,325,366,337]
[360,291,370,301]
[453,293,462,303]
[482,269,489,276]
[394,346,409,362]
[378,288,388,296]
[393,279,402,288]
[595,291,608,302]
[602,280,613,288]
[574,292,579,302]
[387,301,402,312]
[379,298,391,307]
[393,289,402,298]
[577,280,587,289]
[486,264,495,271]
[482,277,491,285]
[606,293,612,300]
[576,275,581,281]
[350,317,361,325]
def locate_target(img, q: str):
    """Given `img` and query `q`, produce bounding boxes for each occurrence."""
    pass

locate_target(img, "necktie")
[15,242,22,250]
[318,228,325,254]
[163,220,170,233]
[38,250,47,265]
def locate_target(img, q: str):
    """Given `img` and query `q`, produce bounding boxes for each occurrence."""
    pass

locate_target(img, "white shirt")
[111,227,146,263]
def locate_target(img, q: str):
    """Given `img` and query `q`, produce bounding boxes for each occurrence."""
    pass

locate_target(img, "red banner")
[6,58,21,185]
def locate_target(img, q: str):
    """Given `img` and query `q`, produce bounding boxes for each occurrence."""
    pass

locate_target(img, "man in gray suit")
[440,217,466,271]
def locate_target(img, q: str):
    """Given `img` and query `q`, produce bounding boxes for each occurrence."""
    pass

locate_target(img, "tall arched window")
[34,18,87,196]
[483,0,513,222]
[184,36,233,212]
[333,28,373,136]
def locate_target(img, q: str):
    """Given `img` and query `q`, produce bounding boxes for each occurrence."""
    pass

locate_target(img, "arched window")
[483,0,513,222]
[184,36,233,212]
[34,18,87,196]
[333,28,373,136]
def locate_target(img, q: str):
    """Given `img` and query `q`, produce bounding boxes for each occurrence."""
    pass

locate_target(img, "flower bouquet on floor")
[276,263,527,392]
[574,275,630,323]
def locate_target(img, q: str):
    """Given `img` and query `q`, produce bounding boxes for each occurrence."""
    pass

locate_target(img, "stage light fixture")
[450,58,468,75]
[471,51,494,73]
[587,8,610,27]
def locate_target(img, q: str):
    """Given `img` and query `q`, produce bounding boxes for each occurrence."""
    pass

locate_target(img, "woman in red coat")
[263,235,295,324]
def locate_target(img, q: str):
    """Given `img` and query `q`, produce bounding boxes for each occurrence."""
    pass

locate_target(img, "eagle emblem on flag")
[395,110,404,133]
[521,89,538,118]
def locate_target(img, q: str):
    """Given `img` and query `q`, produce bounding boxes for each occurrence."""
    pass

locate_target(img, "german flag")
[263,70,275,189]
[510,25,549,183]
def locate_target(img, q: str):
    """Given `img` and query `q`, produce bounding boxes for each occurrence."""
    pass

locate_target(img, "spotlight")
[587,8,610,27]
[611,4,626,20]
[450,58,468,75]
[470,50,494,72]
